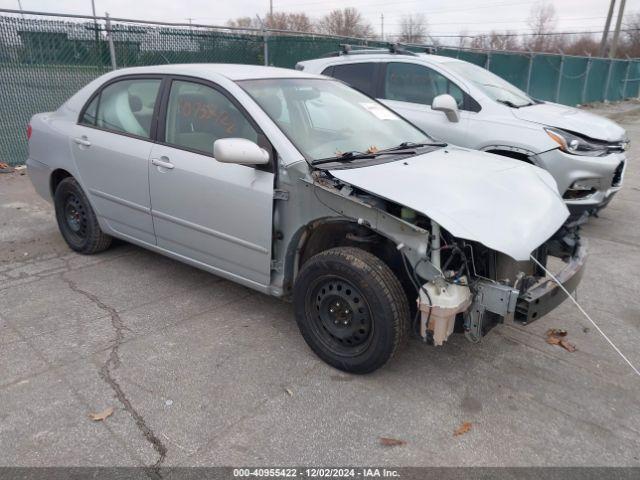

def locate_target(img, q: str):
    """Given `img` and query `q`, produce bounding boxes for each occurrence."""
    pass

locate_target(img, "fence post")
[105,12,117,70]
[581,54,591,104]
[525,51,534,94]
[622,55,631,99]
[604,58,613,101]
[256,15,268,66]
[485,51,491,70]
[555,50,564,103]
[263,28,269,66]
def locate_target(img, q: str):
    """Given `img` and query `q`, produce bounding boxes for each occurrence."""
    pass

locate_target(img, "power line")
[382,15,610,27]
[279,0,536,11]
[427,28,640,38]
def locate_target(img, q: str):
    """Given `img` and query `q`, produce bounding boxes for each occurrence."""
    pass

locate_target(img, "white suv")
[297,48,629,219]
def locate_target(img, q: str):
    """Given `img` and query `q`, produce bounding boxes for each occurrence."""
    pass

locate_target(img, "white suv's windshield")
[239,78,431,161]
[444,61,534,108]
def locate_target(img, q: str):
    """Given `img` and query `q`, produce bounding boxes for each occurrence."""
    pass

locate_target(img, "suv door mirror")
[213,138,270,165]
[431,94,460,123]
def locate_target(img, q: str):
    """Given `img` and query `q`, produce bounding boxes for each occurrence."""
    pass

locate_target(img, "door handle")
[151,157,174,170]
[73,136,91,147]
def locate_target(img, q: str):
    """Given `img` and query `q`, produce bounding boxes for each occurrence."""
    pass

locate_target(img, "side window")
[80,95,98,126]
[164,80,258,155]
[330,63,377,97]
[93,79,161,138]
[384,63,466,109]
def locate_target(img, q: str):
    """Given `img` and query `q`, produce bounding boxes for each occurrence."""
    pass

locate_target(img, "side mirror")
[431,94,460,123]
[213,138,270,165]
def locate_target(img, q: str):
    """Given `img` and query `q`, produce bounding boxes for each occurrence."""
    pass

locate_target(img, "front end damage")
[416,220,586,345]
[306,161,587,346]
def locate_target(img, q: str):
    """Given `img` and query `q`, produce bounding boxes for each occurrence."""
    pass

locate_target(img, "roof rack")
[320,43,437,58]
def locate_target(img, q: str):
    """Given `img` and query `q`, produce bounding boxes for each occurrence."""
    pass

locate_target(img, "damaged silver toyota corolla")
[26,65,586,373]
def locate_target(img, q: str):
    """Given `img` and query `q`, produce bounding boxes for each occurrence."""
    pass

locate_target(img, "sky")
[2,0,640,42]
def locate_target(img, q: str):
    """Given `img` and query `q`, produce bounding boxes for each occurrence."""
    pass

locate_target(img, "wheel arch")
[282,217,415,305]
[50,168,73,198]
[482,145,538,165]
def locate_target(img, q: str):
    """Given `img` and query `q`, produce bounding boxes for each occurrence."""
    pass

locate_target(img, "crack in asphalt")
[62,275,167,478]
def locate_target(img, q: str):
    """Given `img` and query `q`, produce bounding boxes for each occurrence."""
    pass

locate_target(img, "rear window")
[324,63,377,97]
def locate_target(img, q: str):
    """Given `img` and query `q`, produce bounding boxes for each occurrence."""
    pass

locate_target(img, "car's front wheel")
[293,247,409,374]
[54,177,112,254]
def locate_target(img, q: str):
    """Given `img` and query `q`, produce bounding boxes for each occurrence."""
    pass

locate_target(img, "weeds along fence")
[1,9,640,165]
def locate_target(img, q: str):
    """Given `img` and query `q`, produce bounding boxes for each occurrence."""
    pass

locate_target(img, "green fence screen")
[1,13,639,165]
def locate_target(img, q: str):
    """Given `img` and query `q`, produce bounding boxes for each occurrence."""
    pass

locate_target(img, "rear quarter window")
[323,63,378,97]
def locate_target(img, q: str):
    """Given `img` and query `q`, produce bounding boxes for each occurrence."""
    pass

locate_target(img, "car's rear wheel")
[293,247,409,374]
[54,177,112,254]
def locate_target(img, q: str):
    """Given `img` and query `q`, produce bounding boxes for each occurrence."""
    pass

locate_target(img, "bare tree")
[471,31,520,51]
[623,11,640,57]
[562,34,600,56]
[456,29,472,49]
[317,8,374,38]
[226,16,260,31]
[398,14,428,44]
[525,2,557,52]
[266,12,314,32]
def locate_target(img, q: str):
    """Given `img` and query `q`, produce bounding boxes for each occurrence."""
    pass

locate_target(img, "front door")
[71,77,162,244]
[148,78,275,287]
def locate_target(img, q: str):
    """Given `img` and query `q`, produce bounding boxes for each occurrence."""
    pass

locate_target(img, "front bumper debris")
[514,240,587,325]
[464,238,587,341]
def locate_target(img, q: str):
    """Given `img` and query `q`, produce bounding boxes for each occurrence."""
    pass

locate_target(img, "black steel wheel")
[309,275,374,357]
[62,192,88,244]
[54,177,112,254]
[294,247,409,374]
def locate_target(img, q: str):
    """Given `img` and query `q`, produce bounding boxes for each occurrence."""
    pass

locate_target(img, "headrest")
[257,94,282,120]
[128,94,143,113]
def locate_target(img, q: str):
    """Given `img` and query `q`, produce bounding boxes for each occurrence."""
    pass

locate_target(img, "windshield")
[239,78,431,161]
[444,61,534,107]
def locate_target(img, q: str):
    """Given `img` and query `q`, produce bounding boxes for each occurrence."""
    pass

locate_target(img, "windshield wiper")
[311,149,415,166]
[379,141,447,152]
[312,151,375,166]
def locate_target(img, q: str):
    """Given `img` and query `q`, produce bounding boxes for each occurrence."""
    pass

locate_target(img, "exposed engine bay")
[307,168,587,346]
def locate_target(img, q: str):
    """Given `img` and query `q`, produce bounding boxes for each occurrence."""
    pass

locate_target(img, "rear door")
[148,77,275,287]
[378,62,473,145]
[72,76,162,244]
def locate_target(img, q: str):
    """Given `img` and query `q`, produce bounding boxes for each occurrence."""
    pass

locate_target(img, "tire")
[54,177,112,254]
[293,247,409,374]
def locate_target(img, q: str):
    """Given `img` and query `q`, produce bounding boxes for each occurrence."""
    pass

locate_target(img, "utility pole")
[105,12,117,70]
[269,0,273,18]
[609,0,627,58]
[600,0,617,56]
[380,13,384,41]
[91,0,99,56]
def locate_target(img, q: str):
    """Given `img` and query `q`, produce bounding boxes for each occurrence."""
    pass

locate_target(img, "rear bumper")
[514,240,588,325]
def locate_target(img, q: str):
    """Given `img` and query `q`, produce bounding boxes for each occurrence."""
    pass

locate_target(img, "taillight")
[26,124,32,141]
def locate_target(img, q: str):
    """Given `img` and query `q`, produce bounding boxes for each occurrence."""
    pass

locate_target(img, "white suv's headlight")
[544,127,609,157]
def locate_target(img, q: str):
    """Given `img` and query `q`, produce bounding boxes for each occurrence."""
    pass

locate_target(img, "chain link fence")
[1,10,639,165]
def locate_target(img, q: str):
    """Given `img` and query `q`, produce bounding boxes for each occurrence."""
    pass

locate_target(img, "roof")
[102,63,324,81]
[298,53,465,68]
